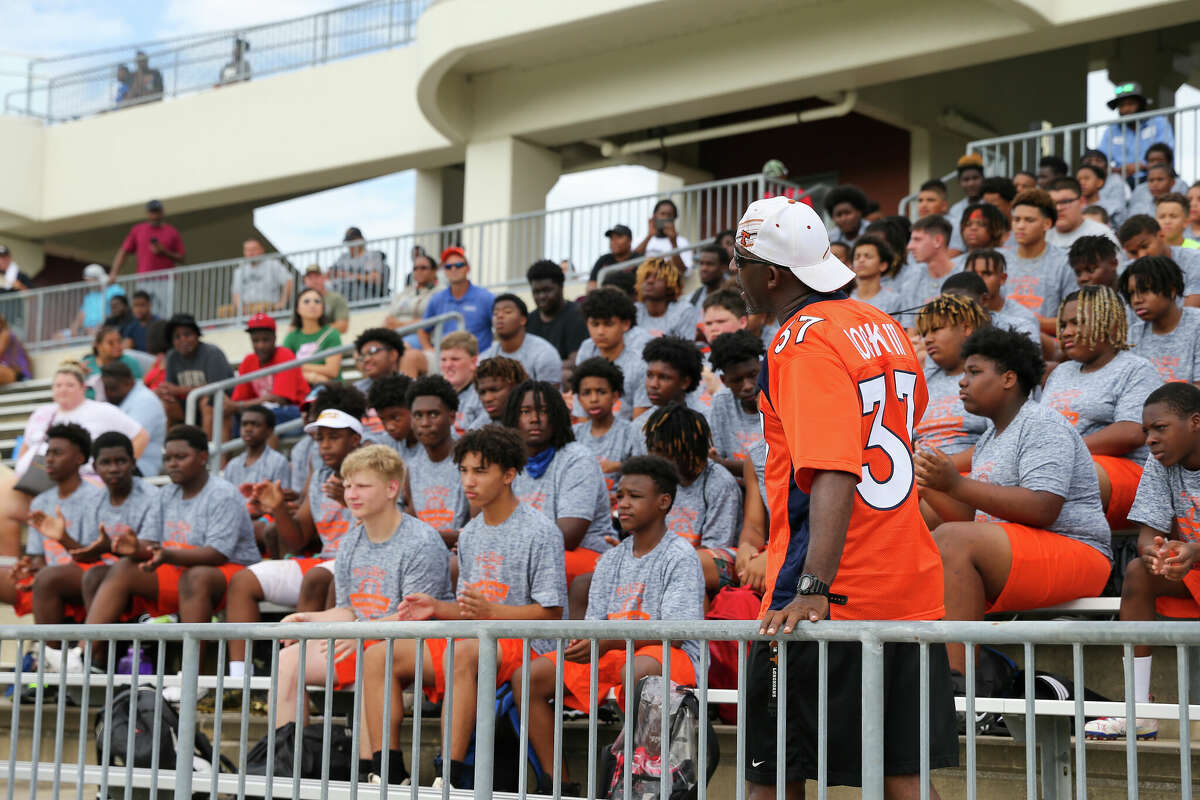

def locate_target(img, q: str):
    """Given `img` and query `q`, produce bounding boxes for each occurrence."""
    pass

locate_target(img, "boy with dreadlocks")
[633,334,708,418]
[571,357,644,506]
[634,258,700,340]
[917,327,1111,687]
[574,288,650,421]
[506,380,612,596]
[468,355,528,429]
[644,403,740,593]
[913,294,991,481]
[705,330,765,481]
[1120,256,1200,383]
[1084,383,1200,741]
[1043,286,1162,528]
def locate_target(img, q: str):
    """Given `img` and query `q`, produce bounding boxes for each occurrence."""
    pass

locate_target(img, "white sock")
[1133,655,1152,703]
[228,661,247,679]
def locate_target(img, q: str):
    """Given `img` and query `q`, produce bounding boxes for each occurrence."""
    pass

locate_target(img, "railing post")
[210,390,225,474]
[861,634,885,799]
[173,634,201,800]
[45,77,53,124]
[474,632,497,798]
[25,60,33,116]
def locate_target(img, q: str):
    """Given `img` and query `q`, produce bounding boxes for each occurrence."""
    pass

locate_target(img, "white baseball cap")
[735,196,854,293]
[304,408,364,436]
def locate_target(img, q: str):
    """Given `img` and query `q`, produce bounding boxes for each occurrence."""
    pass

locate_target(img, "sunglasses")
[444,261,467,270]
[733,253,773,271]
[359,345,390,357]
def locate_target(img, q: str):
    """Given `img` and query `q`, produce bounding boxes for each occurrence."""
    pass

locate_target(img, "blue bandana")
[525,446,556,479]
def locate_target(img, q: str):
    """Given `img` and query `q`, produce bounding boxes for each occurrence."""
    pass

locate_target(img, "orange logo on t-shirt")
[915,395,964,451]
[43,539,71,567]
[469,551,510,603]
[666,506,700,547]
[418,485,455,530]
[1174,493,1200,543]
[517,490,548,513]
[608,582,650,620]
[1151,356,1181,382]
[162,520,193,549]
[1046,388,1082,426]
[732,431,758,460]
[348,566,390,619]
[315,497,350,549]
[1007,276,1043,311]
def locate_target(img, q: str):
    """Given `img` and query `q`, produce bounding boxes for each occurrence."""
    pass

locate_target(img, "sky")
[1,4,1195,257]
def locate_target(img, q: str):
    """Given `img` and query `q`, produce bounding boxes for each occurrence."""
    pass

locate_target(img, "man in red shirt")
[226,314,309,434]
[732,196,957,798]
[109,200,185,281]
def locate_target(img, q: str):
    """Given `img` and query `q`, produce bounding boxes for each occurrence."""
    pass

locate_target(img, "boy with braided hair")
[634,258,700,340]
[644,403,740,593]
[469,356,528,430]
[705,330,764,480]
[1043,286,1162,527]
[1120,256,1200,383]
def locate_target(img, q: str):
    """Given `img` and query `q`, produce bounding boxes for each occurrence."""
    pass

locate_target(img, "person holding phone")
[634,198,692,274]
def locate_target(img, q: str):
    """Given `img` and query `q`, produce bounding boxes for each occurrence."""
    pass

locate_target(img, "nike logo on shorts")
[751,759,768,768]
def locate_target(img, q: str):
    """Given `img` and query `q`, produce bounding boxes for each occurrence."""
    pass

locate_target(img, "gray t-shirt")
[850,286,903,316]
[290,435,317,493]
[232,258,292,306]
[915,367,987,455]
[27,480,108,565]
[635,301,699,340]
[456,384,483,434]
[574,329,652,422]
[1042,352,1162,463]
[665,460,741,550]
[991,297,1041,342]
[334,515,453,619]
[1169,247,1200,297]
[457,502,567,652]
[96,478,162,543]
[898,262,962,314]
[223,446,291,491]
[586,533,705,671]
[365,429,422,466]
[749,438,769,527]
[572,417,646,503]
[1127,306,1200,383]
[307,463,356,558]
[1002,244,1075,318]
[970,400,1110,557]
[407,446,469,532]
[480,333,563,385]
[705,388,763,463]
[1128,454,1200,540]
[511,442,613,554]
[165,341,234,389]
[157,475,260,565]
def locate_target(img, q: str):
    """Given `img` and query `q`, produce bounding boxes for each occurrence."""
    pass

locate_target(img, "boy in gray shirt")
[362,425,565,790]
[570,357,645,506]
[704,330,766,481]
[511,455,705,793]
[1120,256,1200,383]
[222,405,291,491]
[272,445,452,732]
[480,294,563,385]
[404,376,470,546]
[575,288,652,421]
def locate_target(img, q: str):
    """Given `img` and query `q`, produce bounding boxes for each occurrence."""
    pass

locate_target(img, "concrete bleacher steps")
[0,379,53,463]
[0,699,1195,800]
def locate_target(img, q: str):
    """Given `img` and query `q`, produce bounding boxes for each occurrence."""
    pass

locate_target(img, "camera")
[654,218,666,236]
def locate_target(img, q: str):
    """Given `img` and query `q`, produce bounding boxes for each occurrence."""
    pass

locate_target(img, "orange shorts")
[332,639,381,689]
[11,560,109,620]
[564,548,603,586]
[1156,570,1200,618]
[986,524,1111,614]
[131,562,245,618]
[1093,455,1142,530]
[293,557,333,575]
[555,645,695,712]
[422,637,528,703]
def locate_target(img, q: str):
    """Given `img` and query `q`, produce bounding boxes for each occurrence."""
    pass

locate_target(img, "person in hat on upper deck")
[1098,81,1175,185]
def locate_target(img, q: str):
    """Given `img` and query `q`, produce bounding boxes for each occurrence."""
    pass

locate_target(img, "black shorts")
[743,639,959,787]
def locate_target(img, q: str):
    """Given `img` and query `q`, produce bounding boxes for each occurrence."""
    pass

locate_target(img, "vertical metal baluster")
[441,641,453,800]
[99,642,116,800]
[265,640,279,800]
[1178,645,1192,800]
[662,641,672,800]
[237,638,252,800]
[736,639,746,800]
[292,639,306,800]
[411,638,423,800]
[381,637,395,798]
[51,638,68,800]
[818,639,827,800]
[474,635,497,799]
[697,642,708,800]
[517,639,529,799]
[174,634,201,800]
[775,640,786,799]
[123,642,138,800]
[320,638,333,793]
[553,640,564,800]
[29,640,44,800]
[1024,643,1037,800]
[211,639,226,800]
[1073,643,1086,800]
[586,637,598,800]
[861,636,884,799]
[148,640,166,799]
[920,642,929,800]
[6,637,23,800]
[623,640,633,800]
[75,640,93,800]
[1123,644,1137,800]
[966,642,976,800]
[349,638,365,798]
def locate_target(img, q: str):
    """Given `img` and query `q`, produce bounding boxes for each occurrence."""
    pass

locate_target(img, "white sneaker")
[1083,716,1158,740]
[162,673,185,702]
[42,645,85,675]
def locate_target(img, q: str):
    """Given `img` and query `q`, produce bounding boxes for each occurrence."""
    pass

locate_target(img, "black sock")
[449,759,473,790]
[359,757,374,778]
[370,750,408,783]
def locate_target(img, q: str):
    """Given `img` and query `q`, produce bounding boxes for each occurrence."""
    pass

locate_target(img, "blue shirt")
[118,382,166,476]
[1098,116,1174,179]
[423,282,495,350]
[80,286,125,330]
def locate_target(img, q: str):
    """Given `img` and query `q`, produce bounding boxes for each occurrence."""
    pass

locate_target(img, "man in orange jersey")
[731,196,957,798]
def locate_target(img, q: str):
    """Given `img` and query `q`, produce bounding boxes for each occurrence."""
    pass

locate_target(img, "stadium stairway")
[0,378,53,466]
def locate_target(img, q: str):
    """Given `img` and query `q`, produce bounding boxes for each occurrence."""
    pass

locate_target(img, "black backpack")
[94,687,233,773]
[433,682,545,792]
[245,722,354,781]
[600,676,719,800]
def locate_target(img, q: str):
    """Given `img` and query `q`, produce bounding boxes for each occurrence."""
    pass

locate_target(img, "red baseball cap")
[245,313,276,332]
[440,246,467,264]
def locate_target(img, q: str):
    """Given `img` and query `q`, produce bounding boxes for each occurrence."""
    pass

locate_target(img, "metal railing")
[184,312,462,471]
[966,102,1200,185]
[0,619,1198,800]
[5,173,819,353]
[5,0,429,123]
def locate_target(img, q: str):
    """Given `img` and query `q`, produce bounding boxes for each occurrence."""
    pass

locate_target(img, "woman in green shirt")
[283,288,343,384]
[82,326,144,398]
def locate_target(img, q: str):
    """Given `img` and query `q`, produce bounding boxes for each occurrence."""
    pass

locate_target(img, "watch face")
[798,575,815,593]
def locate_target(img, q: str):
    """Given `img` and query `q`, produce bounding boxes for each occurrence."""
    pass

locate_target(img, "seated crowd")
[1,139,1199,781]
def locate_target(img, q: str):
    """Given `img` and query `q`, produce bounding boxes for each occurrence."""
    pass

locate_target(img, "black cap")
[343,226,364,243]
[605,224,633,239]
[164,313,201,342]
[146,199,163,212]
[1108,81,1149,110]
